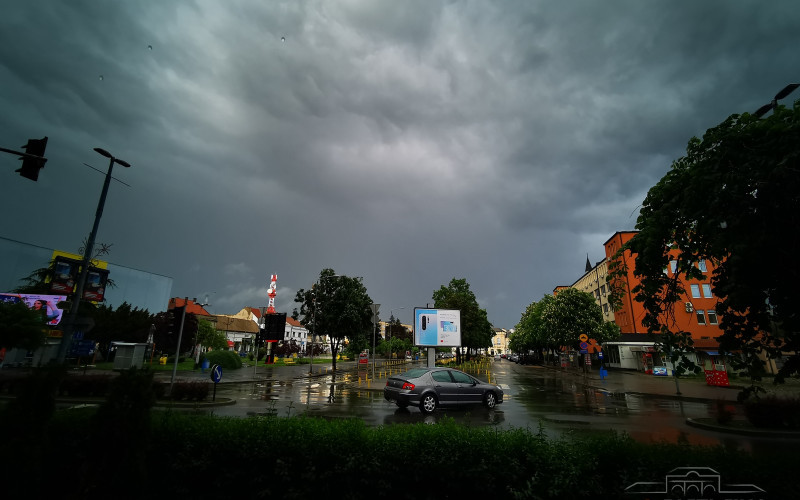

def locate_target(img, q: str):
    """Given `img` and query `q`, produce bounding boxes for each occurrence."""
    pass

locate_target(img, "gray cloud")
[2,0,798,327]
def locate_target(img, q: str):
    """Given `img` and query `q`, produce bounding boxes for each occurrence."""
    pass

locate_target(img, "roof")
[168,297,211,316]
[212,315,259,333]
[286,316,303,328]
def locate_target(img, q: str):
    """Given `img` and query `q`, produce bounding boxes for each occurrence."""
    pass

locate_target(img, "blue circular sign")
[210,363,223,383]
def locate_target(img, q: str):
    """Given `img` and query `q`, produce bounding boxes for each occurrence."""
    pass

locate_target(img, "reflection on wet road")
[189,361,798,455]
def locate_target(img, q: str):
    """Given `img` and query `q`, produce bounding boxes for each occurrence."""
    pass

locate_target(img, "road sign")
[586,338,602,353]
[210,364,223,383]
[598,352,604,359]
[69,339,95,356]
[579,341,589,350]
[579,334,588,342]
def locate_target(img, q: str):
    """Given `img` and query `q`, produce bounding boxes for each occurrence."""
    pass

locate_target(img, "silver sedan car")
[383,367,503,414]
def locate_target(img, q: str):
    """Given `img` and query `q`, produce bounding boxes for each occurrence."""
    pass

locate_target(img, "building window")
[702,284,712,298]
[697,260,707,272]
[696,310,706,325]
[600,284,606,295]
[690,284,701,298]
[707,310,718,325]
[603,303,609,313]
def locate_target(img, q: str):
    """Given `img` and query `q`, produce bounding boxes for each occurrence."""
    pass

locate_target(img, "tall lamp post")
[753,83,800,118]
[56,147,130,363]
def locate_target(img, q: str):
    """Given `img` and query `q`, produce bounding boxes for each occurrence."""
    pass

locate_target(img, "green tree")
[432,278,494,361]
[0,300,49,352]
[151,308,198,357]
[293,269,373,372]
[196,318,228,351]
[622,101,800,397]
[384,315,411,358]
[511,294,558,362]
[541,288,618,350]
[91,302,153,358]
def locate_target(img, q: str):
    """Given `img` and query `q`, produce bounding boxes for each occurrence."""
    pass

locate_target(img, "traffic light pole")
[1,138,48,181]
[169,299,188,396]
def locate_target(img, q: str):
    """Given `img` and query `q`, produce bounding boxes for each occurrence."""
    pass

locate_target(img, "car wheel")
[484,392,497,409]
[419,394,437,414]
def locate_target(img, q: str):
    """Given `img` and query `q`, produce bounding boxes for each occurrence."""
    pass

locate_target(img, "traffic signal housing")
[16,136,48,181]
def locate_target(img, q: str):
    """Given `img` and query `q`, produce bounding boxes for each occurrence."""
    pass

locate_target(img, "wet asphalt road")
[167,360,799,456]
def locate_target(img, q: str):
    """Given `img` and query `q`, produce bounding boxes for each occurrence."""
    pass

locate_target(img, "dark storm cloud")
[1,1,798,327]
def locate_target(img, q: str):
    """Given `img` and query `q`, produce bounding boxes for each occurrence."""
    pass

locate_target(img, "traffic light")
[16,136,48,181]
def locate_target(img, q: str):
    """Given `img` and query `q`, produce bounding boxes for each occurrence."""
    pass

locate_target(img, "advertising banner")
[82,267,109,302]
[0,292,67,326]
[413,308,461,347]
[50,255,79,294]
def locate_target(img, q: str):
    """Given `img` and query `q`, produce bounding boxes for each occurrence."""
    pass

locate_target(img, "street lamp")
[56,147,130,363]
[753,83,800,118]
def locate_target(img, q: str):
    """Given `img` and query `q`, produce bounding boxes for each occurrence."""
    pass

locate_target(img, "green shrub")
[744,396,800,428]
[169,380,210,401]
[203,349,243,370]
[13,411,794,499]
[58,374,114,397]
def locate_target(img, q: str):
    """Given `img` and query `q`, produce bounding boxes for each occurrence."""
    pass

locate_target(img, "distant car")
[383,367,504,414]
[508,354,519,363]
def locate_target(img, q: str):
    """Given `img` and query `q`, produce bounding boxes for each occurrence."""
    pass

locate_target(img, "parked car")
[508,354,519,363]
[383,367,504,414]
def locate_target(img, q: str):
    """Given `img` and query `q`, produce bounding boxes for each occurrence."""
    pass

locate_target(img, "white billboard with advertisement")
[414,308,461,347]
[0,293,66,326]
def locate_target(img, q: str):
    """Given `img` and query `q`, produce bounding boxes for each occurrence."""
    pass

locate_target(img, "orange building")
[601,231,726,376]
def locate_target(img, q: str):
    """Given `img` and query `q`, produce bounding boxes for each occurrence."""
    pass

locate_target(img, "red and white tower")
[267,274,277,314]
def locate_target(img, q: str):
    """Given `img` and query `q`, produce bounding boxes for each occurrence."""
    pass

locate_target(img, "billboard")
[0,293,67,326]
[262,313,287,343]
[414,308,461,347]
[49,250,110,302]
[50,255,79,294]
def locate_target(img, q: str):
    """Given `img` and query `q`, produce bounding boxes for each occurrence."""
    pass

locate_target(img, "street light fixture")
[56,147,130,363]
[753,83,800,118]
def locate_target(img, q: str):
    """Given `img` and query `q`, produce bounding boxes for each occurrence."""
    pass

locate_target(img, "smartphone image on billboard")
[416,309,438,346]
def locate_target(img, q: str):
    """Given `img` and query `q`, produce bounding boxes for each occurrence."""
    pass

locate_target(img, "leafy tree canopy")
[432,278,494,355]
[0,300,49,351]
[92,302,153,356]
[197,318,228,351]
[510,294,554,354]
[623,101,800,388]
[293,268,373,371]
[540,288,618,348]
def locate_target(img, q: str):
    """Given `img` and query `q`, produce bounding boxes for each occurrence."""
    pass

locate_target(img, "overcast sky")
[1,1,798,328]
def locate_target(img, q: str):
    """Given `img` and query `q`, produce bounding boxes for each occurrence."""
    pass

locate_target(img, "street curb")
[686,417,800,438]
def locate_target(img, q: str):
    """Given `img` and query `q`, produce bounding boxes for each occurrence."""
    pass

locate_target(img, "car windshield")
[402,368,430,379]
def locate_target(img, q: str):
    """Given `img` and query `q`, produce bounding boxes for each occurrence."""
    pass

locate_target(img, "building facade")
[600,231,725,374]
